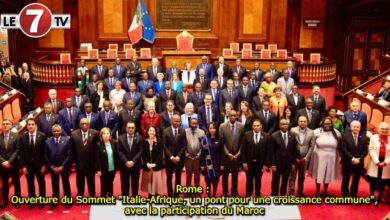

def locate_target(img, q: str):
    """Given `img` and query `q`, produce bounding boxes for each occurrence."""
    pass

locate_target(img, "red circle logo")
[19,3,52,38]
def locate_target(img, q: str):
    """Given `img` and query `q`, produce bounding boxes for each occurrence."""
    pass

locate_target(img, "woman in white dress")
[109,81,126,112]
[181,62,196,92]
[367,122,390,203]
[308,117,341,197]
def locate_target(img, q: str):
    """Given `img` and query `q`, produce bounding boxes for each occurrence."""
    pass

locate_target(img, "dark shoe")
[50,203,58,210]
[0,201,8,210]
[38,204,45,210]
[297,193,306,197]
[65,203,72,209]
[28,203,35,209]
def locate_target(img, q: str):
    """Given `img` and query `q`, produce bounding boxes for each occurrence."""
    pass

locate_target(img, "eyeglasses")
[127,127,135,129]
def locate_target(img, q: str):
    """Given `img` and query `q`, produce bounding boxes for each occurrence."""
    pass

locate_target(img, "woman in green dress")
[327,106,343,132]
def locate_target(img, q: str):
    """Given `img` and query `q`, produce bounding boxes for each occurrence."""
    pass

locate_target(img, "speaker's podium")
[162,31,211,68]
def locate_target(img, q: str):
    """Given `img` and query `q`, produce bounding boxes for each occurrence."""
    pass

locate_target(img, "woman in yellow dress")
[260,72,277,97]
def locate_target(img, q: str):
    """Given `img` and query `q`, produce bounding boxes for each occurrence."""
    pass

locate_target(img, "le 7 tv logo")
[0,3,70,38]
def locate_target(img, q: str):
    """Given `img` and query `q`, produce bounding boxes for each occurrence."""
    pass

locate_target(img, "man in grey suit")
[0,119,21,209]
[277,69,295,96]
[185,118,205,188]
[288,115,314,197]
[219,110,244,196]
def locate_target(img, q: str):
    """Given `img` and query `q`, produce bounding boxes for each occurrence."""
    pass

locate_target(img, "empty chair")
[369,108,383,133]
[11,98,22,122]
[361,102,372,124]
[2,103,13,122]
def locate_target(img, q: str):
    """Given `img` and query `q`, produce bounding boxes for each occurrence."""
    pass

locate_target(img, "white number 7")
[26,9,43,33]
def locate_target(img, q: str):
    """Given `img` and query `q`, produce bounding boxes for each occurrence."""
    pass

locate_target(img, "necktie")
[76,97,80,107]
[167,90,170,98]
[68,108,73,124]
[55,138,59,145]
[206,107,210,123]
[231,124,235,134]
[203,64,206,70]
[46,114,50,121]
[353,112,357,119]
[52,100,57,113]
[382,89,389,99]
[265,111,268,122]
[82,133,88,146]
[229,90,232,97]
[110,78,114,87]
[244,86,247,97]
[30,134,34,147]
[354,135,358,147]
[87,114,91,123]
[99,65,102,74]
[127,78,130,87]
[255,133,259,144]
[117,65,120,74]
[251,80,255,87]
[174,129,178,140]
[183,93,187,103]
[283,133,288,147]
[314,96,318,104]
[128,136,133,151]
[169,112,173,120]
[308,110,312,122]
[105,112,109,125]
[130,92,134,99]
[4,135,8,149]
[200,77,204,84]
[128,111,132,118]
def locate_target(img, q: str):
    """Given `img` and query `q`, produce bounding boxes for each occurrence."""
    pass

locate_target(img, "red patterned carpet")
[0,170,388,220]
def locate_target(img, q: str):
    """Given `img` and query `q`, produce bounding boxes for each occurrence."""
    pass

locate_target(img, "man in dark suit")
[158,81,177,112]
[195,56,215,80]
[309,85,326,119]
[296,97,321,130]
[127,55,142,81]
[207,80,221,111]
[112,57,127,79]
[72,88,89,114]
[269,119,298,196]
[38,102,60,137]
[21,72,34,111]
[176,85,192,114]
[266,62,281,82]
[117,121,143,196]
[214,56,230,78]
[255,100,276,135]
[219,79,239,112]
[248,71,261,91]
[284,61,299,84]
[121,69,137,92]
[146,58,163,81]
[165,61,181,81]
[286,85,305,118]
[86,74,98,98]
[193,68,210,91]
[237,76,255,104]
[191,83,205,112]
[251,87,268,112]
[104,69,119,92]
[160,100,179,130]
[241,119,269,197]
[376,80,390,101]
[0,119,20,209]
[48,89,64,114]
[344,101,368,137]
[58,98,80,135]
[232,72,242,89]
[214,68,227,90]
[20,119,46,208]
[137,72,154,94]
[44,124,72,209]
[98,100,119,137]
[70,118,99,197]
[230,59,247,80]
[90,58,108,80]
[163,114,187,197]
[196,56,214,79]
[219,110,244,196]
[341,120,368,197]
[118,99,141,134]
[123,82,143,111]
[198,94,220,131]
[249,62,265,82]
[79,102,100,130]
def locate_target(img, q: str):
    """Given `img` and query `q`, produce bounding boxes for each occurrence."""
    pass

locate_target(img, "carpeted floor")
[1,170,388,220]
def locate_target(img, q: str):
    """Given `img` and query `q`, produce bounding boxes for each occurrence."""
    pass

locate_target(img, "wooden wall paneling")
[299,0,325,49]
[78,0,98,47]
[38,0,65,48]
[97,0,129,40]
[237,0,270,42]
[269,0,287,48]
